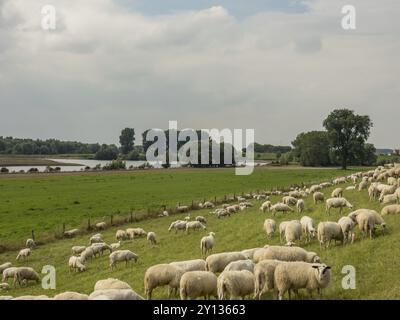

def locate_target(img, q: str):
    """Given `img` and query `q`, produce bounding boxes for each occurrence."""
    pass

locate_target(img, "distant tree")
[119,128,135,154]
[360,143,378,166]
[292,131,332,167]
[323,109,372,169]
[94,144,119,160]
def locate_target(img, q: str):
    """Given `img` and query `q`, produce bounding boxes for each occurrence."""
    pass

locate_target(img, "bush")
[102,159,126,170]
[94,144,119,160]
[0,167,9,173]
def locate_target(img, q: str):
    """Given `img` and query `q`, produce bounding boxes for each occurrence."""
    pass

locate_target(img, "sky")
[0,0,399,148]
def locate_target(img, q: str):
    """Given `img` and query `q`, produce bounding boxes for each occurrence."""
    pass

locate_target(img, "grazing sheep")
[331,188,343,198]
[253,246,320,264]
[126,228,147,239]
[186,221,206,233]
[144,264,185,300]
[91,243,112,256]
[2,267,18,283]
[200,232,215,256]
[80,247,94,263]
[253,259,281,299]
[26,239,35,249]
[338,217,356,244]
[271,203,294,216]
[89,234,103,244]
[216,209,231,218]
[71,246,86,255]
[116,230,129,241]
[284,220,302,246]
[95,222,107,230]
[317,222,344,248]
[263,219,276,237]
[54,292,89,300]
[349,210,385,239]
[176,205,190,213]
[381,204,400,216]
[64,229,79,238]
[300,216,316,243]
[333,177,346,185]
[168,220,187,233]
[379,185,397,201]
[16,248,31,261]
[68,256,86,272]
[381,194,399,205]
[346,186,356,191]
[196,216,207,224]
[170,259,207,273]
[224,260,255,273]
[110,241,121,251]
[13,295,50,300]
[241,248,262,260]
[325,197,353,215]
[289,191,302,198]
[260,201,272,212]
[283,196,298,206]
[0,296,13,300]
[217,270,255,300]
[358,181,368,191]
[274,262,331,300]
[279,221,290,244]
[205,252,247,273]
[0,262,12,274]
[109,250,138,269]
[180,271,218,300]
[313,192,325,204]
[226,205,239,214]
[147,232,157,245]
[296,199,305,213]
[13,267,40,287]
[89,289,143,300]
[94,278,132,290]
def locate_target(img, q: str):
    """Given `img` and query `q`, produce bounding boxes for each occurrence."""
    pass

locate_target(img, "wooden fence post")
[130,212,133,223]
[31,230,35,241]
[62,224,65,235]
[110,215,113,226]
[87,218,91,231]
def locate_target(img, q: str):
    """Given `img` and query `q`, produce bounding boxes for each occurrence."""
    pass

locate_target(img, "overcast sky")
[0,0,399,148]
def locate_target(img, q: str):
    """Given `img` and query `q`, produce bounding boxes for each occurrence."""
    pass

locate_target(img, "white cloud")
[0,0,399,148]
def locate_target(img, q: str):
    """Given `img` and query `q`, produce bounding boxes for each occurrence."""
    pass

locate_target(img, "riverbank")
[0,155,87,167]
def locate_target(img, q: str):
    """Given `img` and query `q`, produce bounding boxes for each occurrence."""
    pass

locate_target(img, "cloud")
[0,0,399,148]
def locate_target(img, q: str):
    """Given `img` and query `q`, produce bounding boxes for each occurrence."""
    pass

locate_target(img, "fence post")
[87,218,91,231]
[191,200,194,209]
[130,212,133,223]
[110,215,113,226]
[31,230,35,241]
[62,223,65,235]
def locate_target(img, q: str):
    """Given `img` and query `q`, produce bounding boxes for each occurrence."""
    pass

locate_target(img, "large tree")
[119,128,135,154]
[323,109,372,169]
[292,131,332,167]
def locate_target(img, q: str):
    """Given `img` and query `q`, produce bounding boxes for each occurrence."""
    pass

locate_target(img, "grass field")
[0,167,363,248]
[0,155,82,167]
[0,177,398,299]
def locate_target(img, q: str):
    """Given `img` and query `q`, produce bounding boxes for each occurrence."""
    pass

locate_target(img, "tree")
[119,128,135,154]
[292,131,332,167]
[94,144,119,160]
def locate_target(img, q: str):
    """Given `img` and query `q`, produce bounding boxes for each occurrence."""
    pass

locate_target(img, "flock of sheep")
[1,163,399,300]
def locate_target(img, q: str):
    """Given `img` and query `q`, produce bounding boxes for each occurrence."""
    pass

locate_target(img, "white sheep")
[115,230,129,241]
[95,222,107,230]
[205,252,247,273]
[313,192,325,204]
[13,267,40,287]
[240,248,262,260]
[26,239,35,249]
[186,221,206,233]
[348,209,386,239]
[300,216,316,243]
[54,292,89,300]
[381,204,400,216]
[176,205,190,213]
[89,234,103,244]
[94,278,132,290]
[381,194,399,205]
[110,241,121,251]
[168,220,187,233]
[252,246,320,264]
[216,209,231,218]
[224,260,255,273]
[0,282,10,290]
[144,264,185,300]
[180,271,218,300]
[358,181,368,191]
[109,250,138,269]
[0,262,12,274]
[253,259,281,299]
[283,196,298,206]
[89,289,143,300]
[91,243,112,257]
[16,248,31,261]
[126,228,147,239]
[1,267,18,283]
[309,185,322,193]
[196,216,207,224]
[217,270,255,300]
[296,199,305,213]
[64,229,79,238]
[325,197,353,215]
[170,259,206,273]
[284,220,302,246]
[331,188,343,198]
[317,222,344,248]
[147,232,157,245]
[263,219,276,237]
[80,247,94,263]
[338,216,356,244]
[259,201,272,212]
[200,232,215,256]
[346,185,356,191]
[279,221,290,244]
[271,203,294,216]
[68,256,86,272]
[274,262,331,300]
[71,246,86,255]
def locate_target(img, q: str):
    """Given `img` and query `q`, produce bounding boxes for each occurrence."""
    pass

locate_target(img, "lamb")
[13,267,40,287]
[115,230,129,241]
[259,201,272,213]
[26,239,35,248]
[168,220,187,233]
[300,216,316,243]
[338,216,356,244]
[126,228,147,239]
[89,234,103,244]
[252,246,320,264]
[144,264,185,299]
[95,222,107,230]
[313,192,325,204]
[53,292,89,300]
[94,278,132,290]
[381,204,400,216]
[217,270,255,300]
[186,221,206,233]
[180,271,218,300]
[147,232,157,245]
[80,247,94,263]
[253,259,281,299]
[274,262,331,300]
[2,267,18,283]
[109,250,138,269]
[325,197,353,214]
[205,252,248,273]
[271,203,294,216]
[263,219,276,237]
[224,260,255,273]
[200,232,215,256]
[331,188,343,198]
[16,248,31,261]
[110,241,121,251]
[89,289,144,300]
[317,222,344,248]
[296,199,305,213]
[196,216,207,224]
[64,229,79,238]
[0,262,12,274]
[68,256,86,272]
[170,259,207,273]
[71,246,86,255]
[284,220,302,246]
[176,205,190,213]
[283,196,298,206]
